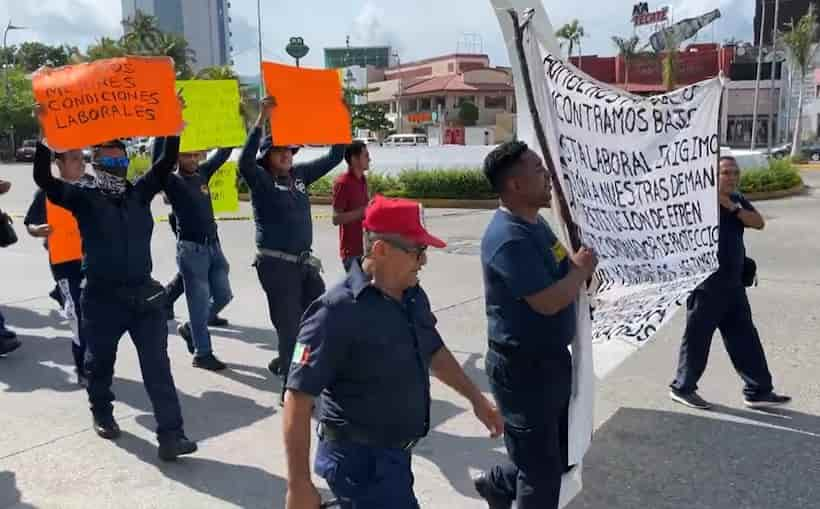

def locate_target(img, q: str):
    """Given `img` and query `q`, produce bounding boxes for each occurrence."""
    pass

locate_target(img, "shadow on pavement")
[0,471,39,509]
[0,333,78,394]
[566,406,820,509]
[416,398,508,502]
[110,377,275,443]
[114,431,289,508]
[207,323,278,353]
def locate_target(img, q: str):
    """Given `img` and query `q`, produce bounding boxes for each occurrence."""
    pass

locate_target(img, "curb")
[239,193,500,210]
[744,183,808,202]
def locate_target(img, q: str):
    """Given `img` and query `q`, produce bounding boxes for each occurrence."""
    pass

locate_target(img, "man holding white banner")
[475,141,597,509]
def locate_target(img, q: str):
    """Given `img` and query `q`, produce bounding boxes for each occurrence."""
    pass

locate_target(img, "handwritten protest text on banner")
[33,57,182,150]
[176,80,246,153]
[209,161,240,214]
[542,55,722,346]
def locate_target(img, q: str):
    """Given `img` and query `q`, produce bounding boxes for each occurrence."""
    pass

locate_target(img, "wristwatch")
[731,203,742,215]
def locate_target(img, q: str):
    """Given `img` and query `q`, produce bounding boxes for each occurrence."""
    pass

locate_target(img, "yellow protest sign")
[209,161,240,214]
[175,80,246,153]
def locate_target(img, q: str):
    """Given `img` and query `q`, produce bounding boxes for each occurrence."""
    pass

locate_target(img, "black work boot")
[472,471,512,509]
[158,435,198,462]
[93,416,121,440]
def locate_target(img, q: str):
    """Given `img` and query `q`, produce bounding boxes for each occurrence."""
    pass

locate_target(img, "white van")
[383,134,428,147]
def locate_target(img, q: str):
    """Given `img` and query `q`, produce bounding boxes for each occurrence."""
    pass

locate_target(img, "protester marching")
[0,1,806,508]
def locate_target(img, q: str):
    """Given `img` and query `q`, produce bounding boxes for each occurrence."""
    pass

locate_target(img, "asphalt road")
[0,162,818,508]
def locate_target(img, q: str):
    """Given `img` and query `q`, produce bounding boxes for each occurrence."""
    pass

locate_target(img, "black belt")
[179,232,219,244]
[318,423,418,451]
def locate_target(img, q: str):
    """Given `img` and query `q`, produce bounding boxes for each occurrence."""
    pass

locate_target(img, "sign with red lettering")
[632,3,669,26]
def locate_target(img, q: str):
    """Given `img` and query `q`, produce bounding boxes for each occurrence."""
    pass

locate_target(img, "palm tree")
[782,6,819,158]
[122,10,162,54]
[556,20,586,68]
[612,35,640,89]
[155,33,196,79]
[86,37,127,61]
[659,32,681,92]
[196,65,239,81]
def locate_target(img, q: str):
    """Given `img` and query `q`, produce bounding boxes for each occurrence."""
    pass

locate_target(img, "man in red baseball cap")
[283,195,502,509]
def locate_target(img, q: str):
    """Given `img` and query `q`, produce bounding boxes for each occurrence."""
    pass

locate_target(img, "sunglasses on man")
[384,238,427,260]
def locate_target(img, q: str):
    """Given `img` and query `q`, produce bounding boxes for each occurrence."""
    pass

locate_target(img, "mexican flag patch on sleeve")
[292,343,311,365]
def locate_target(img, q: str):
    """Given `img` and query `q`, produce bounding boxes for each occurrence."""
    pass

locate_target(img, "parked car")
[354,136,380,145]
[383,134,428,147]
[15,139,37,162]
[801,144,820,162]
[769,143,791,160]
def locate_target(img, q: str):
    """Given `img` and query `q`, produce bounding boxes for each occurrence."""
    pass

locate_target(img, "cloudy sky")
[0,0,755,74]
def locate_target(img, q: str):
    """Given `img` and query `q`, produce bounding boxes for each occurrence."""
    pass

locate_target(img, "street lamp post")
[3,20,27,158]
[393,52,402,134]
[751,0,767,151]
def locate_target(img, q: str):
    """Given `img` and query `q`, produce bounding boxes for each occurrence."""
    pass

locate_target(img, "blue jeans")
[176,240,233,356]
[314,440,420,509]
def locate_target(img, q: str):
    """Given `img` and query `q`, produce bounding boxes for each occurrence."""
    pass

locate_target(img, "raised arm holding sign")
[32,56,183,151]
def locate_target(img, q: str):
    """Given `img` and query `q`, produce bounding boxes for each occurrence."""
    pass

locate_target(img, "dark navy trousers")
[671,285,773,397]
[483,348,571,509]
[81,285,184,442]
[314,439,420,509]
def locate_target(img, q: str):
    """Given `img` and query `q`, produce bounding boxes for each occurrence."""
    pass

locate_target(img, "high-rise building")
[754,0,817,46]
[121,0,232,71]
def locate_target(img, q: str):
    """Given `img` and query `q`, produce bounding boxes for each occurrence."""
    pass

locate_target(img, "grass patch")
[306,169,495,200]
[739,158,804,194]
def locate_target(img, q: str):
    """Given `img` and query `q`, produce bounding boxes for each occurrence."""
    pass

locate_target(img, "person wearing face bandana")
[32,113,197,461]
[238,96,345,398]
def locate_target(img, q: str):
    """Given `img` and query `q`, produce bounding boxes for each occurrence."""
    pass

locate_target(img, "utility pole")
[3,20,26,159]
[767,0,781,154]
[393,52,402,134]
[751,0,767,151]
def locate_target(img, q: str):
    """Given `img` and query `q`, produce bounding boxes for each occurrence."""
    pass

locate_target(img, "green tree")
[659,32,681,92]
[0,68,39,152]
[15,42,78,72]
[556,20,586,62]
[155,32,196,79]
[86,37,127,61]
[458,100,479,127]
[122,10,162,53]
[782,6,820,158]
[612,35,640,89]
[351,103,393,135]
[196,65,239,81]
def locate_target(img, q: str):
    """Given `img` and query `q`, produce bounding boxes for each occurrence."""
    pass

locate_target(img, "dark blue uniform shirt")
[703,193,755,289]
[481,209,576,357]
[33,139,177,286]
[153,137,232,242]
[238,127,344,255]
[286,262,445,445]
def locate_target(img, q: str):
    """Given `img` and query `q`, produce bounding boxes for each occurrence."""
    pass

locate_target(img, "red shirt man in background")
[332,141,370,271]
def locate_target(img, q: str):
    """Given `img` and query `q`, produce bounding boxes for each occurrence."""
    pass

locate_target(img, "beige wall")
[464,69,510,85]
[367,80,401,103]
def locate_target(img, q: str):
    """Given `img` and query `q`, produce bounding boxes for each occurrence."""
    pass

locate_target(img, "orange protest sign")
[262,62,352,146]
[33,57,182,150]
[46,199,82,265]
